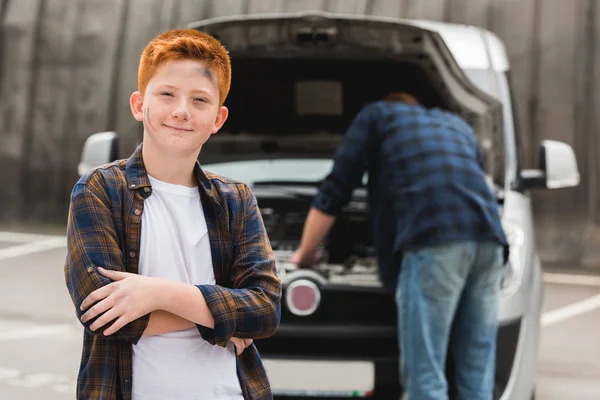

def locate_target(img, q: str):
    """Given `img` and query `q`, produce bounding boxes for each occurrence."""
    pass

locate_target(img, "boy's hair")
[138,29,231,106]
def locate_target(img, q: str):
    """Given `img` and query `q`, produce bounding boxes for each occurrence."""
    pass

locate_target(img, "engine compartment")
[251,183,381,285]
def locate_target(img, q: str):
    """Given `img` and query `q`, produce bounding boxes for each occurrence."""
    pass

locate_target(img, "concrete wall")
[0,0,598,267]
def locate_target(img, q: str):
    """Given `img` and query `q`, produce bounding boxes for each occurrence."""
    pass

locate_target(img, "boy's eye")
[194,97,206,103]
[160,92,174,97]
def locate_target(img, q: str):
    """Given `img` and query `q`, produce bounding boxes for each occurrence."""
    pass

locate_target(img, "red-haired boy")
[64,29,281,400]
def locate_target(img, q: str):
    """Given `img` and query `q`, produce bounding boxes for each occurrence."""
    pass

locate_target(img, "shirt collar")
[124,144,151,190]
[125,143,221,204]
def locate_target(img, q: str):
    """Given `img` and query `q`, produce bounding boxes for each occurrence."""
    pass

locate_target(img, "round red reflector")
[286,279,321,316]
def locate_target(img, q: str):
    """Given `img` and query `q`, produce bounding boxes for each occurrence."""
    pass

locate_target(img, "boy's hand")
[230,337,253,355]
[80,267,161,336]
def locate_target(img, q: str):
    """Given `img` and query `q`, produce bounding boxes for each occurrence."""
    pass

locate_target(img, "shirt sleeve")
[64,177,150,344]
[196,184,281,347]
[312,102,381,216]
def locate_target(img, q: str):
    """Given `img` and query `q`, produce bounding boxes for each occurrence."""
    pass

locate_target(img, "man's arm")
[293,103,381,264]
[312,103,380,215]
[64,176,150,343]
[290,208,335,266]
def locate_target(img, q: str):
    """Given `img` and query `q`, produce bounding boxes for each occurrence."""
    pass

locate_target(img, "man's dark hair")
[382,92,420,105]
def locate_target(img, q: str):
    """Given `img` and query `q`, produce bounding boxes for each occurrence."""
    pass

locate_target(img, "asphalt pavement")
[0,230,599,400]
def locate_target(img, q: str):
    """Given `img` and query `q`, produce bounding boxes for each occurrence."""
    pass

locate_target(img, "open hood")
[189,11,505,184]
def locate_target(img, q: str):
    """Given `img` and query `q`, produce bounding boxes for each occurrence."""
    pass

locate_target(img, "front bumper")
[256,319,522,399]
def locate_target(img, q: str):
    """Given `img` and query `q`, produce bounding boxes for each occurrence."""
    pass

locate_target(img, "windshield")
[462,69,518,186]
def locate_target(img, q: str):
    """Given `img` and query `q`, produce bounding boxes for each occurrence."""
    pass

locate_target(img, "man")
[64,29,281,400]
[290,93,508,400]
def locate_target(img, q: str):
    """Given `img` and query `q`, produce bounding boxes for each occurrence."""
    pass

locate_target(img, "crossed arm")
[65,178,280,353]
[78,267,213,335]
[78,267,252,352]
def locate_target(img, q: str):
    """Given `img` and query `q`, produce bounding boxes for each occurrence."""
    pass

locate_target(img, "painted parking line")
[0,237,66,262]
[0,231,65,243]
[0,324,75,342]
[541,293,600,327]
[543,272,600,287]
[0,367,76,393]
[541,272,600,326]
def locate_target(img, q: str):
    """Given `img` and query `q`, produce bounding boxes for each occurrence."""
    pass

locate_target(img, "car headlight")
[500,220,526,297]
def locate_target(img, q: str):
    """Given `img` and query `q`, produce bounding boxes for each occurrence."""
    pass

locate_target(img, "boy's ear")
[130,91,144,121]
[211,106,229,134]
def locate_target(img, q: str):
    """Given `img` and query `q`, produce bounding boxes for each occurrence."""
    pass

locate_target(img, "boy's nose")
[172,106,189,120]
[172,99,190,119]
[173,112,188,120]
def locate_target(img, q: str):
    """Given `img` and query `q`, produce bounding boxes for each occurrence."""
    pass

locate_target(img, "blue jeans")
[395,241,505,400]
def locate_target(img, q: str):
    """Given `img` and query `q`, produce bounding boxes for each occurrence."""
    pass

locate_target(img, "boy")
[64,29,281,400]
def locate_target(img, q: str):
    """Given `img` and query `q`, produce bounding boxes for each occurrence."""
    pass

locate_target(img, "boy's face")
[130,58,228,158]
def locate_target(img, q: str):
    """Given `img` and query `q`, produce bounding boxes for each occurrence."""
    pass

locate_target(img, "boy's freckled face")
[135,58,228,157]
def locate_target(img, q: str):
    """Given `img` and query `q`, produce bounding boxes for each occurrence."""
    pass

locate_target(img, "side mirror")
[520,140,580,190]
[78,131,119,176]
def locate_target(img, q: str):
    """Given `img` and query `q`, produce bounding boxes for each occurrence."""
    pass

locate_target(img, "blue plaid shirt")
[313,101,508,293]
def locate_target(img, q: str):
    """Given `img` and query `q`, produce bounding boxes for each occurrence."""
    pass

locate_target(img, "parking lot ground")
[0,231,599,399]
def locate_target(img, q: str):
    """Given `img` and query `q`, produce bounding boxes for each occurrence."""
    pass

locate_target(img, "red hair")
[138,29,231,106]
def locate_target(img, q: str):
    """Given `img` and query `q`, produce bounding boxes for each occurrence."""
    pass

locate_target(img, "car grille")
[281,285,397,326]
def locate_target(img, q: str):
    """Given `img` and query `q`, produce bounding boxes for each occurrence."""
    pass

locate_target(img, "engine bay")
[253,184,382,286]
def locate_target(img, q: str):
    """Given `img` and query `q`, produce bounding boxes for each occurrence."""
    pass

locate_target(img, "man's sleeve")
[312,103,380,216]
[196,184,281,347]
[64,177,150,343]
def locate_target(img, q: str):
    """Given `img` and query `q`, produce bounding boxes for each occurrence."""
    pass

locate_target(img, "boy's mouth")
[163,124,193,133]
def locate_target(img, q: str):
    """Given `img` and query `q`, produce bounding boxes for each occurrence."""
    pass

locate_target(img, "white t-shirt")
[132,175,243,400]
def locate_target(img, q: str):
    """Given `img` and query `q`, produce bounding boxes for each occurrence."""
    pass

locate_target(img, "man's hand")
[80,267,161,336]
[289,248,321,268]
[290,207,335,267]
[230,337,253,355]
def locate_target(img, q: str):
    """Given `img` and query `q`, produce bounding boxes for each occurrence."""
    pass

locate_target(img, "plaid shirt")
[64,145,281,400]
[313,101,508,293]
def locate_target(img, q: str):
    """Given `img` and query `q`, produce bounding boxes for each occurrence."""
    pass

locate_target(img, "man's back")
[376,102,506,251]
[328,101,508,291]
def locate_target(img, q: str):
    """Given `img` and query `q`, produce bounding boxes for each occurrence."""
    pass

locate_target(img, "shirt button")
[87,267,93,273]
[143,187,150,193]
[129,251,136,258]
[130,184,136,188]
[134,209,141,216]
